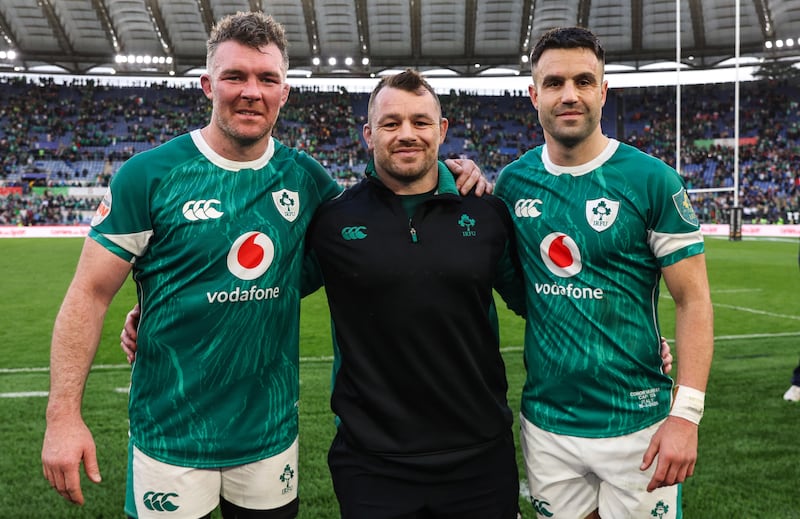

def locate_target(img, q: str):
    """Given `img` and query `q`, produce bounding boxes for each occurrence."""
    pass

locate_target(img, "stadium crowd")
[0,75,798,225]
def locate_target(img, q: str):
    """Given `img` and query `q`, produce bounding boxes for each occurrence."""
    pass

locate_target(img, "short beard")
[557,134,583,149]
[216,113,272,148]
[385,168,427,186]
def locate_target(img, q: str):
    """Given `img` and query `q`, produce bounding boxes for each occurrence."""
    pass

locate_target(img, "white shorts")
[129,438,299,518]
[519,414,679,519]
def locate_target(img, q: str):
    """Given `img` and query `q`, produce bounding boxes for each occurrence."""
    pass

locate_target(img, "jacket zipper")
[408,218,418,243]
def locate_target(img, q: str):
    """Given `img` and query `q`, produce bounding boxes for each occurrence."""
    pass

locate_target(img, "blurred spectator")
[0,77,798,224]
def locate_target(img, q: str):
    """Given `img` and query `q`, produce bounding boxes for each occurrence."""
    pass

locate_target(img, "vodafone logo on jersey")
[539,232,582,278]
[226,231,275,280]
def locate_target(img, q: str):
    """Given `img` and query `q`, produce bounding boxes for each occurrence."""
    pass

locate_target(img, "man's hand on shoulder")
[444,158,493,196]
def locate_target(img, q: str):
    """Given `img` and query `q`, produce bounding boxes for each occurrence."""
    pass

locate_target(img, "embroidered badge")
[272,189,299,222]
[585,197,619,232]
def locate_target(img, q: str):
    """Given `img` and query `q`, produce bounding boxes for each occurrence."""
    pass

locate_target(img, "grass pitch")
[0,236,798,518]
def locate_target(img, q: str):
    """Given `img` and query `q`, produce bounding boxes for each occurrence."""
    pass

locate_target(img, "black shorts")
[327,430,520,519]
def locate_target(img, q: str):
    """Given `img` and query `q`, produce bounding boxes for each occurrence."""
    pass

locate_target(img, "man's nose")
[241,78,261,99]
[561,82,579,103]
[398,120,416,139]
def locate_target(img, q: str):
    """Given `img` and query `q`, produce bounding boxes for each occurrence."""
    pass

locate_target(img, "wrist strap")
[669,385,705,425]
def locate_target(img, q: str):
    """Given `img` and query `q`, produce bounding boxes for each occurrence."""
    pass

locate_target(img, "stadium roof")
[0,0,799,79]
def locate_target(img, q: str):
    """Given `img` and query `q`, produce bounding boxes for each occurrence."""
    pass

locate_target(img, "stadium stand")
[0,76,798,225]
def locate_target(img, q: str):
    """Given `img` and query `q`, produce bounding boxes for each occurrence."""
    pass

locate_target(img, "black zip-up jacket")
[306,161,525,463]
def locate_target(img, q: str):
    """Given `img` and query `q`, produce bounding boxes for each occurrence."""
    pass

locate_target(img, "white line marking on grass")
[662,295,800,321]
[714,331,800,340]
[300,356,334,362]
[0,363,130,374]
[0,391,49,397]
[711,288,763,294]
[713,303,800,321]
[0,367,49,374]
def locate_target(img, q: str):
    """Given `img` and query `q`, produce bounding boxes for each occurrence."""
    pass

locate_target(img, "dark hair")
[529,26,605,68]
[367,69,442,123]
[207,11,289,75]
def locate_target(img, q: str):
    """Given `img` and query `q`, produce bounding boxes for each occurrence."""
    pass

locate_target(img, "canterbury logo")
[341,226,367,240]
[514,198,542,218]
[531,497,553,517]
[142,491,180,512]
[182,199,224,220]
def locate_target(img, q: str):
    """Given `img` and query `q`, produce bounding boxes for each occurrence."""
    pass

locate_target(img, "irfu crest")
[586,197,619,232]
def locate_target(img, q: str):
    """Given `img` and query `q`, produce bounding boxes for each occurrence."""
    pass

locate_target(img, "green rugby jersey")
[90,130,341,467]
[495,139,704,438]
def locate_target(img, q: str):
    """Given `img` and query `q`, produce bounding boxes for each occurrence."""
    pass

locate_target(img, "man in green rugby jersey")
[41,11,486,519]
[494,26,713,519]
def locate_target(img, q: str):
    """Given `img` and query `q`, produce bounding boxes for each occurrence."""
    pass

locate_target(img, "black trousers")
[328,430,520,519]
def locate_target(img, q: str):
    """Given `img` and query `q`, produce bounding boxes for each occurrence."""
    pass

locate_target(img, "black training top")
[306,160,524,463]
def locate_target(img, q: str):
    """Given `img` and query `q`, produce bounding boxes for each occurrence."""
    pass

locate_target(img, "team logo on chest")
[585,197,619,232]
[458,214,476,237]
[272,189,299,222]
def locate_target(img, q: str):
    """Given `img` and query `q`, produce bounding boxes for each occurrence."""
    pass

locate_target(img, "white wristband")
[669,385,705,425]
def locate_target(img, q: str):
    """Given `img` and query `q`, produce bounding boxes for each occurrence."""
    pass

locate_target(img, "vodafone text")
[207,285,281,304]
[534,282,605,300]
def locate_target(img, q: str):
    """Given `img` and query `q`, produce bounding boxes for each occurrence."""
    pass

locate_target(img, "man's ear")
[600,79,608,107]
[528,83,538,110]
[439,117,449,144]
[363,123,374,151]
[200,74,213,100]
[280,83,291,106]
